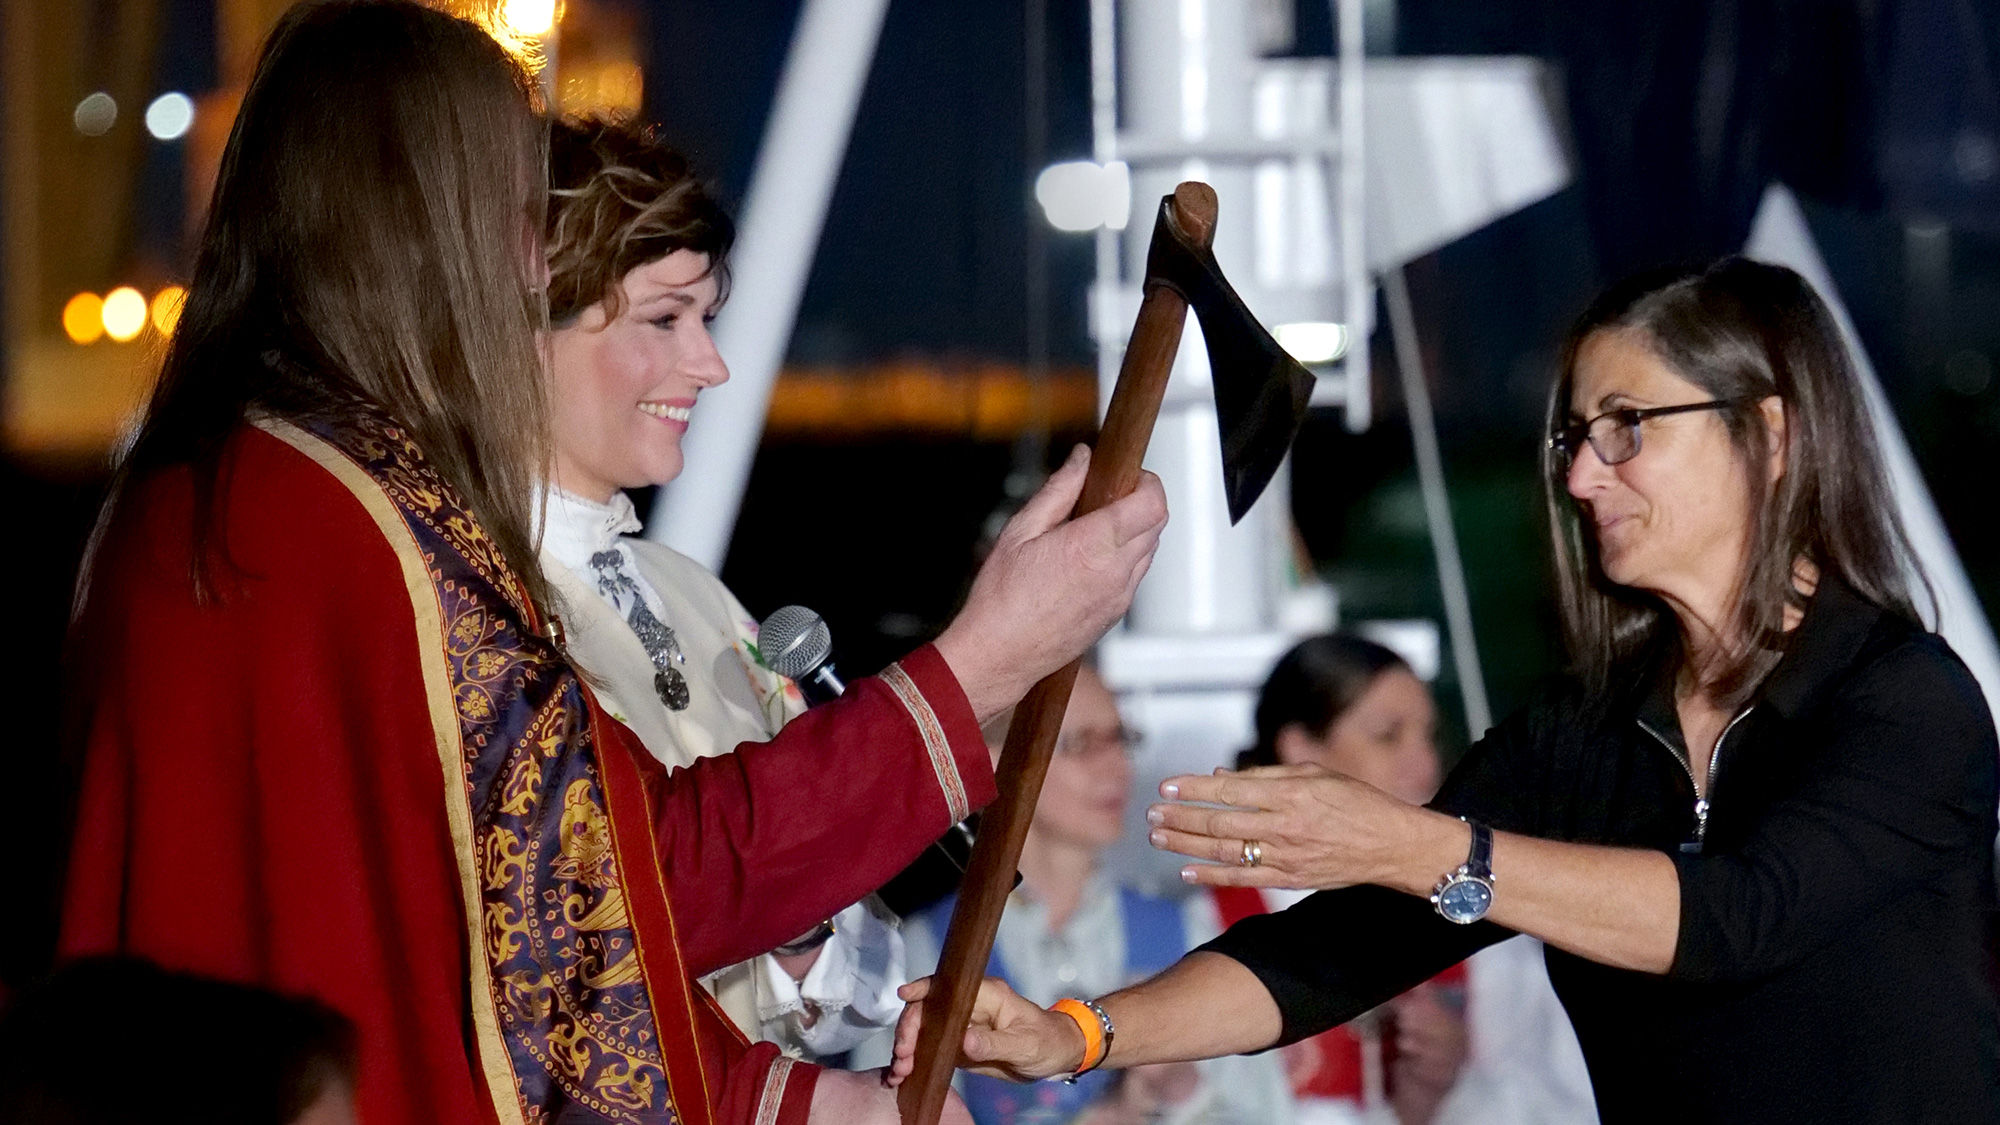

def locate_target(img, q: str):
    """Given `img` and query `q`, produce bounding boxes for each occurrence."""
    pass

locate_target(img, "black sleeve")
[1669,636,2000,983]
[1197,887,1511,1046]
[1197,701,1559,1045]
[1428,685,1565,837]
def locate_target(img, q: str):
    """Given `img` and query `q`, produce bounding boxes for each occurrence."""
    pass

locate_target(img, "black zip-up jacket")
[1202,579,2000,1123]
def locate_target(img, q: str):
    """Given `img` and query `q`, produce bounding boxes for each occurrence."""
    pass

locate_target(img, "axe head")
[1145,191,1318,525]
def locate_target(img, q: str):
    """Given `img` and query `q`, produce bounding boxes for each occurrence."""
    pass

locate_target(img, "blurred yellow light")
[63,292,105,344]
[558,60,644,115]
[500,0,557,37]
[151,286,188,336]
[102,287,148,342]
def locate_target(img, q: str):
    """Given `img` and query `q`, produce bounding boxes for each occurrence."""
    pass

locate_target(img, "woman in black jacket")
[892,258,2000,1124]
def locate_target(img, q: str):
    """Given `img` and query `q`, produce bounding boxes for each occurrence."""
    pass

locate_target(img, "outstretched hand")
[1146,764,1452,895]
[934,444,1168,723]
[888,975,1086,1085]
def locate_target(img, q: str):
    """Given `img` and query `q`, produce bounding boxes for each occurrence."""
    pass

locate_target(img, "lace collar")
[539,486,643,574]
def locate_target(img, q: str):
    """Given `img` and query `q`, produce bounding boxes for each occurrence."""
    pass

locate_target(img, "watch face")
[1438,877,1493,923]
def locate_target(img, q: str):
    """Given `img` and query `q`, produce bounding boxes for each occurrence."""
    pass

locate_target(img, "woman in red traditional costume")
[58,4,1165,1124]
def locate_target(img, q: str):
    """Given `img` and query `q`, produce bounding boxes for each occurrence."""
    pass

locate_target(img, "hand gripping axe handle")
[898,182,1314,1124]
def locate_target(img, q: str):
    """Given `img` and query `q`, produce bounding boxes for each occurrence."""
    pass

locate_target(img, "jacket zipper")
[1637,706,1754,850]
[1697,707,1754,843]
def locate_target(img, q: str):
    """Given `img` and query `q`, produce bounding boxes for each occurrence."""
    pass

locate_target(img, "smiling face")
[1564,329,1777,618]
[548,249,726,502]
[1277,667,1439,804]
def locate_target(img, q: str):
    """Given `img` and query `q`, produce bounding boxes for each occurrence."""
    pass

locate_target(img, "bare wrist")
[1396,809,1472,897]
[931,627,1004,725]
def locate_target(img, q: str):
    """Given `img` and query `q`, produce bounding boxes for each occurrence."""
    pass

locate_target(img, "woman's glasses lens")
[1550,414,1642,469]
[1593,415,1641,463]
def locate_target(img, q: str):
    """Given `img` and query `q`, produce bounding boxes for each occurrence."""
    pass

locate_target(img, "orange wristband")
[1050,997,1108,1077]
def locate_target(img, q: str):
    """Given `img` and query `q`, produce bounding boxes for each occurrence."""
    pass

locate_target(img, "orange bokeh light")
[151,285,187,336]
[63,292,105,344]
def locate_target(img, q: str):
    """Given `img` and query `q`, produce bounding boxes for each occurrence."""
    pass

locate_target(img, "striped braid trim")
[881,663,969,822]
[753,1057,796,1125]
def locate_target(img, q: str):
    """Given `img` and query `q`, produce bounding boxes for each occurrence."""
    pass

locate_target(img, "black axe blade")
[1143,193,1318,525]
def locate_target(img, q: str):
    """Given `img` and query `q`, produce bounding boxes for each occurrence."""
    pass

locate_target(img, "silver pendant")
[655,667,691,711]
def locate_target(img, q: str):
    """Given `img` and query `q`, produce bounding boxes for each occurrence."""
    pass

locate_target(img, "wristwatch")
[1430,816,1495,924]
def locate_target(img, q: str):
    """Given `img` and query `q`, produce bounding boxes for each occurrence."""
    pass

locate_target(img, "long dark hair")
[87,0,552,609]
[1544,257,1928,703]
[1237,634,1411,770]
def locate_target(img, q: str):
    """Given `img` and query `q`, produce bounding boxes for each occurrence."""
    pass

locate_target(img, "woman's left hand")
[1146,764,1443,892]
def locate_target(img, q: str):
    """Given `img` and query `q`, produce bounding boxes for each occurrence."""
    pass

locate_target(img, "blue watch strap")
[1464,817,1494,878]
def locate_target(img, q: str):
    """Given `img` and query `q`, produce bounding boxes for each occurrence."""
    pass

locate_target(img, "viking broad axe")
[897,183,1317,1124]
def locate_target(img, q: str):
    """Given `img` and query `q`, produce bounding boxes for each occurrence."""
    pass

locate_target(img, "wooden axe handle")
[897,182,1218,1125]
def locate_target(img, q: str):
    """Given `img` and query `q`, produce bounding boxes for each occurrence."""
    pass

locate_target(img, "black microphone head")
[759,605,833,681]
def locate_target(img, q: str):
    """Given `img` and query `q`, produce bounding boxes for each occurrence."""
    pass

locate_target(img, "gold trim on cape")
[257,418,529,1125]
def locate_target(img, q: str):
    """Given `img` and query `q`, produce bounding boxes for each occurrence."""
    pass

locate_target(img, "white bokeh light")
[145,92,195,141]
[1034,160,1131,233]
[101,287,148,343]
[1274,321,1350,364]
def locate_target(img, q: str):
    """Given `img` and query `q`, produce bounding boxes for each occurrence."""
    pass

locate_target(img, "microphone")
[758,605,846,705]
[756,603,1000,916]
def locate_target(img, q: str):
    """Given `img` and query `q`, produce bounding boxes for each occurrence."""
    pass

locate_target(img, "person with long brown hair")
[893,258,2000,1124]
[57,4,1165,1124]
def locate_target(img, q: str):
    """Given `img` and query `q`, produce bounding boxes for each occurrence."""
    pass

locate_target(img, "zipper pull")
[1694,797,1710,845]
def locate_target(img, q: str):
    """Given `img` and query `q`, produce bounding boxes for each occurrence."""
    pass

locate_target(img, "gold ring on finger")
[1240,839,1263,867]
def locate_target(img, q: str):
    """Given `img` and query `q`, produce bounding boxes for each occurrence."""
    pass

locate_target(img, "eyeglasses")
[1547,398,1751,470]
[1054,725,1144,760]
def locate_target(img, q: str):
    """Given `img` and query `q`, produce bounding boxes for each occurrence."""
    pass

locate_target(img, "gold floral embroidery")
[467,648,513,681]
[484,825,530,891]
[313,412,673,1121]
[455,683,495,723]
[597,1058,658,1110]
[450,609,488,654]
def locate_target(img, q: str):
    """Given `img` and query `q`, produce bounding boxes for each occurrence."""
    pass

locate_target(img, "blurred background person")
[904,662,1295,1125]
[1226,634,1595,1125]
[540,114,905,1067]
